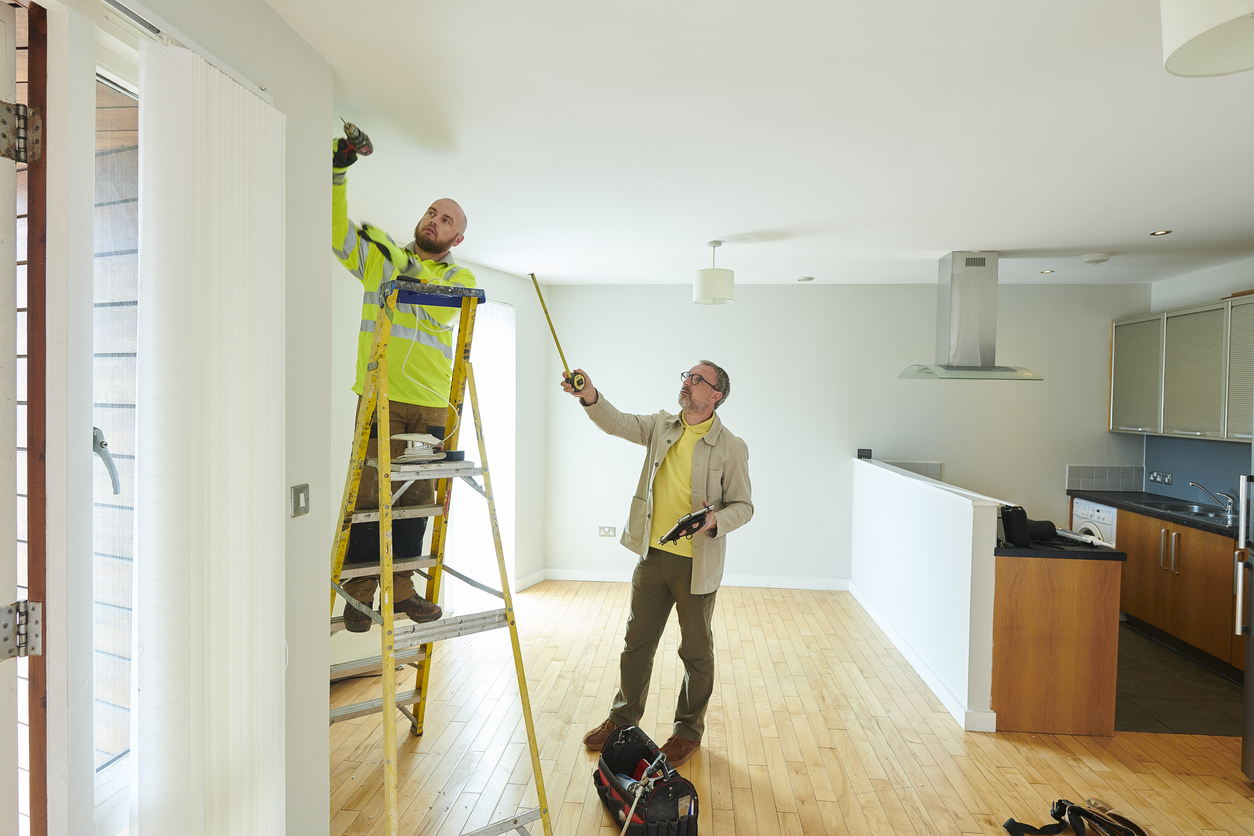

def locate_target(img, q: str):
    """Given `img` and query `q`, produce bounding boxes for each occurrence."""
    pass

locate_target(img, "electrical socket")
[1148,471,1174,485]
[598,526,616,537]
[1163,472,1172,485]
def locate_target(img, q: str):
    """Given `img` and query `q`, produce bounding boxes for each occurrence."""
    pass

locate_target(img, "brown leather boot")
[343,601,374,633]
[395,595,442,624]
[660,735,700,767]
[583,719,618,751]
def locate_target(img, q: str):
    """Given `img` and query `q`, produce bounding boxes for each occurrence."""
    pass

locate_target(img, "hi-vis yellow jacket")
[332,163,477,408]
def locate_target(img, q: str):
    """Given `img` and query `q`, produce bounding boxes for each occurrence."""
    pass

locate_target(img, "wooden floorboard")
[330,581,1254,835]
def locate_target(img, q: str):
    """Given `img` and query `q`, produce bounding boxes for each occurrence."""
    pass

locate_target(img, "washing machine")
[1072,497,1117,546]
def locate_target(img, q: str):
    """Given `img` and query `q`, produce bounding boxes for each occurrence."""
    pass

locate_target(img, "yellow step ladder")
[328,280,552,836]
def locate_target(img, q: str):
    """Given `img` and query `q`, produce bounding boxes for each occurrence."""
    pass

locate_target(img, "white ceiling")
[267,0,1254,286]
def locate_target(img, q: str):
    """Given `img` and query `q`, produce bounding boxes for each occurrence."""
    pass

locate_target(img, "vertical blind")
[134,42,286,835]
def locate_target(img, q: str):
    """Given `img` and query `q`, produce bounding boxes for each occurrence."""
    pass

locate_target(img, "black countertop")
[995,537,1126,561]
[1066,489,1238,538]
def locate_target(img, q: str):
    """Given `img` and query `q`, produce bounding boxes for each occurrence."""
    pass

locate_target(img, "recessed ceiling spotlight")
[1040,270,1054,274]
[1150,230,1172,236]
[797,276,814,282]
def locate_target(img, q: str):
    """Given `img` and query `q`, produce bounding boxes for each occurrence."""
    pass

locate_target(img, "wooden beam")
[25,5,47,835]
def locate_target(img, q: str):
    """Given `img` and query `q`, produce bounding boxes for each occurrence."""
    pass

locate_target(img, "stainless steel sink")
[1137,501,1237,525]
[1139,501,1217,513]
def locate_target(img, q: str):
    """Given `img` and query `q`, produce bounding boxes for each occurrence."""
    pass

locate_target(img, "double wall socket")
[1148,470,1173,485]
[598,526,616,537]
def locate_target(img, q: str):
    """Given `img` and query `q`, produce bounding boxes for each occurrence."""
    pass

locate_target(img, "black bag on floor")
[593,725,699,835]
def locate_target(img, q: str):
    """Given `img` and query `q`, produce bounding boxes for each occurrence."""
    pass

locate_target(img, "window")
[91,75,137,822]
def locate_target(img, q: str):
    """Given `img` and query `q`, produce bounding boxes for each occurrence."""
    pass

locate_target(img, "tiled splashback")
[886,461,943,480]
[1066,465,1144,492]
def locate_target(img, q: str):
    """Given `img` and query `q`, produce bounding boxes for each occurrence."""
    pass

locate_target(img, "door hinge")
[1,601,43,660]
[0,101,43,163]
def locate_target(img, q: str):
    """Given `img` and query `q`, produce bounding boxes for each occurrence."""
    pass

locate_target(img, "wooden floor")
[330,581,1254,836]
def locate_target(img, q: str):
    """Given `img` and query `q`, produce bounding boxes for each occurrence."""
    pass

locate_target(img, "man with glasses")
[562,361,753,767]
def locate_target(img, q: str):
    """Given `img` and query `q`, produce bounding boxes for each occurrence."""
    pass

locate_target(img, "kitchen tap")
[1189,481,1236,513]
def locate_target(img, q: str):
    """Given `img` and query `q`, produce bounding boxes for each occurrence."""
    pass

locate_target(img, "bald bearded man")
[331,138,477,630]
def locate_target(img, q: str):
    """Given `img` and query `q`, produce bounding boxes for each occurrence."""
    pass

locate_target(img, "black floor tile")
[1115,623,1244,736]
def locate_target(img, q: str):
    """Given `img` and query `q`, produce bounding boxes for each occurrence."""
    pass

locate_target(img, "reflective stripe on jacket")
[584,394,753,595]
[332,161,476,407]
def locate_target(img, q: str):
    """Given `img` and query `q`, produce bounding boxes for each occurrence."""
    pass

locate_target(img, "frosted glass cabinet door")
[1110,314,1164,434]
[1227,298,1254,441]
[1162,303,1226,438]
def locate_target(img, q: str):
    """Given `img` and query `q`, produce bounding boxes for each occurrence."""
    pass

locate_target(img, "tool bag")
[1003,798,1147,836]
[593,725,699,835]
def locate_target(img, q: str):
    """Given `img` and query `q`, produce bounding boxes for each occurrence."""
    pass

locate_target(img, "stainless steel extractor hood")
[899,251,1042,381]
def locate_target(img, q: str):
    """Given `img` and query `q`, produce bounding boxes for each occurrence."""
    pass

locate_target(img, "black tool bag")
[1004,799,1147,836]
[593,726,699,835]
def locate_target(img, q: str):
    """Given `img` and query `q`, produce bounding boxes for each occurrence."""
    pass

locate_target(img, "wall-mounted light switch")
[291,484,310,517]
[598,526,616,537]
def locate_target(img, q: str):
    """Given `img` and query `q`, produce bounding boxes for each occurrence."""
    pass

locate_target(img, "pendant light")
[694,240,734,305]
[1161,0,1254,76]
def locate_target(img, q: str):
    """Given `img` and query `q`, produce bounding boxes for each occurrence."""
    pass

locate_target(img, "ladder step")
[460,807,543,836]
[329,687,424,724]
[330,643,427,680]
[351,503,442,524]
[392,608,509,646]
[367,459,483,481]
[336,555,437,580]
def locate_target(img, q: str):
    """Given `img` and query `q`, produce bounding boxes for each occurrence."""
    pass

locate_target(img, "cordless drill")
[334,118,374,167]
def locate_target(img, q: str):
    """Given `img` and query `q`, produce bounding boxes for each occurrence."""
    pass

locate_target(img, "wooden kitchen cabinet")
[1116,509,1168,624]
[1117,509,1234,662]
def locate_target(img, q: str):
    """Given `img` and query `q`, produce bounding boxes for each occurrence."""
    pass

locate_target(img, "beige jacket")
[586,394,753,594]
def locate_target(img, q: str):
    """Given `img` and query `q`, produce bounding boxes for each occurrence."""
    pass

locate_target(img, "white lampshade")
[694,268,734,305]
[1161,0,1254,76]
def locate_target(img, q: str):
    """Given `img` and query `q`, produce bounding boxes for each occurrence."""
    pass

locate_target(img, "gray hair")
[699,360,730,409]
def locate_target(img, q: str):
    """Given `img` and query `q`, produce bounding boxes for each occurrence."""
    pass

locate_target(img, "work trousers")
[608,547,719,743]
[344,398,448,605]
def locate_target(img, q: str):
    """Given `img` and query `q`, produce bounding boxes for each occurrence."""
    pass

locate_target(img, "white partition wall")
[849,459,1000,731]
[134,42,286,834]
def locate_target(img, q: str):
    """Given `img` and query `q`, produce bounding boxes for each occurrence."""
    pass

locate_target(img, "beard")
[679,389,707,413]
[414,226,458,257]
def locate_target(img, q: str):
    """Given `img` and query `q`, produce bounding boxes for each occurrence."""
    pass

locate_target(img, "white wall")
[541,281,1149,587]
[850,460,1000,731]
[1151,254,1254,311]
[130,2,333,833]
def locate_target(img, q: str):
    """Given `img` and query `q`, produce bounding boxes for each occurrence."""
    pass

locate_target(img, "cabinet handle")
[1169,430,1204,436]
[1159,529,1166,570]
[1115,426,1155,432]
[1234,434,1253,440]
[1171,531,1179,574]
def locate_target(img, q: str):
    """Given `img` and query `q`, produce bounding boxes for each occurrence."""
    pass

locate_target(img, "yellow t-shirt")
[650,413,714,557]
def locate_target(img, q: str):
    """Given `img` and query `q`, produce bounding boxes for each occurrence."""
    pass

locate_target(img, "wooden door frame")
[24,4,46,835]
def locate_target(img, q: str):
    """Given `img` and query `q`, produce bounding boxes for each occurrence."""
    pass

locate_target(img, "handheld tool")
[530,272,586,392]
[658,507,711,545]
[340,118,374,156]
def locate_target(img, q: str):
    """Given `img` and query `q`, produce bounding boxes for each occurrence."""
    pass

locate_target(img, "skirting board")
[848,582,996,733]
[527,568,849,592]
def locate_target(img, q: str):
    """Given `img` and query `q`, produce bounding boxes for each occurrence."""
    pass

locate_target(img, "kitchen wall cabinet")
[1110,314,1163,434]
[1162,303,1226,439]
[1226,296,1254,441]
[1111,295,1254,441]
[1116,509,1233,662]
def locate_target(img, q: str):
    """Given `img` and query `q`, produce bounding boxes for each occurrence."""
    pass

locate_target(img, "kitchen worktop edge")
[1066,489,1238,538]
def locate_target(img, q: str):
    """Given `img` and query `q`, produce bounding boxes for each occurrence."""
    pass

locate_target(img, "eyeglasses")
[680,371,720,391]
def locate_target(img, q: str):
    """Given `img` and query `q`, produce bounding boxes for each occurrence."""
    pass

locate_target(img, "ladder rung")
[350,503,442,524]
[336,555,437,580]
[391,608,509,646]
[367,459,483,481]
[329,644,427,680]
[460,807,542,836]
[329,687,424,724]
